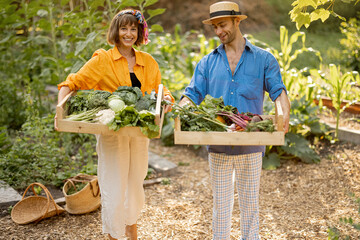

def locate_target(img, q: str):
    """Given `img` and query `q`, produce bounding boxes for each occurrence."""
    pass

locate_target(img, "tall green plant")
[311,65,359,138]
[270,26,322,98]
[247,26,322,100]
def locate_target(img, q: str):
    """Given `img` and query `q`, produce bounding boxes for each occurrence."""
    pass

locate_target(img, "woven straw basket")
[11,182,65,224]
[63,174,101,214]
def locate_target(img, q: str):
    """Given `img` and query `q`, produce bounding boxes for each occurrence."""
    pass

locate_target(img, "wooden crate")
[174,99,285,146]
[56,84,165,138]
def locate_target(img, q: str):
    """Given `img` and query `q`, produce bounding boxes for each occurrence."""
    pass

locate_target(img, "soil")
[1,136,360,239]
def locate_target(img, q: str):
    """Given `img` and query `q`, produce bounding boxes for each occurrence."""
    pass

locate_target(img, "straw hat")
[63,174,101,215]
[202,1,247,25]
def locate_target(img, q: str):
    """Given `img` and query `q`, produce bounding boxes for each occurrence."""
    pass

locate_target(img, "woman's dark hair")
[107,10,145,47]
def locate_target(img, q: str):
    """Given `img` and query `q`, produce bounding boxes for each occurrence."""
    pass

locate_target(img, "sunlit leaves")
[289,0,358,29]
[310,8,330,22]
[147,8,166,20]
[150,24,164,32]
[144,0,158,7]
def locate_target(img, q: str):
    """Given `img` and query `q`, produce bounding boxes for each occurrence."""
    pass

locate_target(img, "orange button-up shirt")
[58,47,174,102]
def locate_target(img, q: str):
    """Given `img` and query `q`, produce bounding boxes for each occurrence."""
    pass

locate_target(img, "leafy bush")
[340,16,360,71]
[0,113,98,190]
[0,127,11,154]
[263,96,329,170]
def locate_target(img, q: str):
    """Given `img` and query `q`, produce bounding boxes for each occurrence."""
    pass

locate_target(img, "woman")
[55,9,174,240]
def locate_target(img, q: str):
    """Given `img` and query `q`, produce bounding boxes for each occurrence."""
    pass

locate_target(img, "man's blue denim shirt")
[183,38,286,155]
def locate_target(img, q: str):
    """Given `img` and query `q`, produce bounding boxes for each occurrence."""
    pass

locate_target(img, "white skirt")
[96,134,149,239]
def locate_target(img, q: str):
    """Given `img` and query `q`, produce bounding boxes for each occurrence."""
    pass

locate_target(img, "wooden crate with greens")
[173,95,284,146]
[56,85,165,138]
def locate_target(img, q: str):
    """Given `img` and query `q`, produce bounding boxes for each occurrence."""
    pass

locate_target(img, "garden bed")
[314,96,360,115]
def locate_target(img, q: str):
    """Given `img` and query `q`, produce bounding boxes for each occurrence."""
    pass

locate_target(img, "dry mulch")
[1,137,360,240]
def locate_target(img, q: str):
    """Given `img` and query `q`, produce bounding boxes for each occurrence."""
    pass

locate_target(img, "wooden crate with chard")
[172,95,284,146]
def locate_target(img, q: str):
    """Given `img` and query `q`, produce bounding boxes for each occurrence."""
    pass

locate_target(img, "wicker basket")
[11,182,65,224]
[63,174,101,214]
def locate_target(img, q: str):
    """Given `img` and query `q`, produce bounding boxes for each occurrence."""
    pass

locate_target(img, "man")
[179,1,291,239]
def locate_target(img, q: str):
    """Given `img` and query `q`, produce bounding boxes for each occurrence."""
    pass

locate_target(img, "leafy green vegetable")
[113,86,143,105]
[66,90,111,115]
[65,87,164,138]
[172,102,228,132]
[138,110,160,139]
[66,107,105,122]
[108,95,125,112]
[66,90,92,115]
[135,91,157,112]
[246,119,275,132]
[88,90,111,109]
[108,105,139,131]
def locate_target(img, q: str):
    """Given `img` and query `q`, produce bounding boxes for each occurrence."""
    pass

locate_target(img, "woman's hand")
[163,95,173,113]
[55,86,72,131]
[54,114,58,131]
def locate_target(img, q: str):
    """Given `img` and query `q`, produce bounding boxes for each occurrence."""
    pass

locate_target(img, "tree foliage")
[289,0,359,29]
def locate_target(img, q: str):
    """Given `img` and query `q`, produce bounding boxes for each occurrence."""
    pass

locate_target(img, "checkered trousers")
[209,152,263,240]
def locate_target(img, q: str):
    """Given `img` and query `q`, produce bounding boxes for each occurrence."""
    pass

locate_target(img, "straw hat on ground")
[202,1,247,25]
[63,174,101,215]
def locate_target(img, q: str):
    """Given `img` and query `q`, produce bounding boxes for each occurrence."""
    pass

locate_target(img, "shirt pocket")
[237,75,262,100]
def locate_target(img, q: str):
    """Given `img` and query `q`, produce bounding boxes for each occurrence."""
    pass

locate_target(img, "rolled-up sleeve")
[183,58,207,105]
[58,50,105,91]
[264,53,286,101]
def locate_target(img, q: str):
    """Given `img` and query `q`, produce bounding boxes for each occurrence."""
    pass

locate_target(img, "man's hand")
[163,95,173,113]
[178,96,194,107]
[277,90,291,133]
